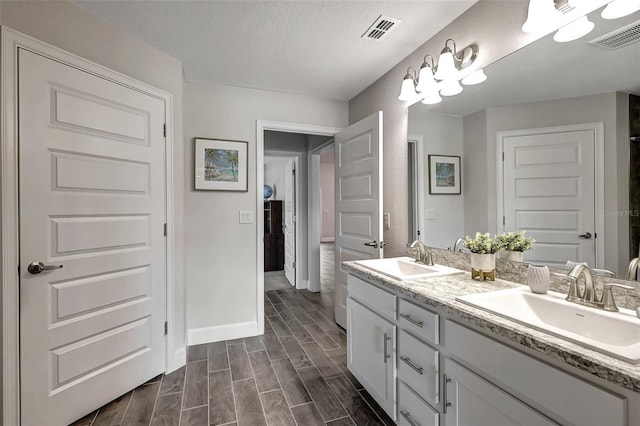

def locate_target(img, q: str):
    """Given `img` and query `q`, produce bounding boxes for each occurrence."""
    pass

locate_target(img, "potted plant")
[496,231,535,262]
[464,232,505,280]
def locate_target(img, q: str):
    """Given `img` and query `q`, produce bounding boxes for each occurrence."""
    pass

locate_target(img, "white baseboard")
[296,279,309,291]
[321,237,335,243]
[187,321,259,345]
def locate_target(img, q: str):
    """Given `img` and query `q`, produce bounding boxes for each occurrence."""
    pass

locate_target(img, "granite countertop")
[343,260,640,393]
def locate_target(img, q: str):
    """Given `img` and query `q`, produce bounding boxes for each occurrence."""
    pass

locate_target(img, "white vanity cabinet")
[442,357,557,426]
[346,271,633,426]
[347,276,397,420]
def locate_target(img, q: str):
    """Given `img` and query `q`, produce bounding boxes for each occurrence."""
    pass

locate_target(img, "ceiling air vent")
[362,15,402,41]
[589,20,640,49]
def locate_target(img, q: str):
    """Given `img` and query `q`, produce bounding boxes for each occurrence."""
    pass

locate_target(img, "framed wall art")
[428,155,461,194]
[194,138,248,191]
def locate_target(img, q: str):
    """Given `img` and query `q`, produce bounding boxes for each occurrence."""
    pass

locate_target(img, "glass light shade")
[602,0,640,19]
[461,69,487,86]
[553,16,595,43]
[398,77,417,101]
[416,65,438,93]
[421,93,442,105]
[522,0,562,34]
[440,79,463,97]
[434,50,459,81]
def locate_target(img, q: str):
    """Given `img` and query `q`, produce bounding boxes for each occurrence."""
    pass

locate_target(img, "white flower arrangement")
[463,232,504,254]
[496,231,535,252]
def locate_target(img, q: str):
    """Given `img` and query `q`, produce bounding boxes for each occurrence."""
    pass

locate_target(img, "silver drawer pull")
[399,355,424,375]
[400,313,424,328]
[383,333,391,364]
[400,410,418,426]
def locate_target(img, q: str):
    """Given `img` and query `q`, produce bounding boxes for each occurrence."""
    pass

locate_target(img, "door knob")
[27,261,63,274]
[363,240,379,248]
[579,232,592,239]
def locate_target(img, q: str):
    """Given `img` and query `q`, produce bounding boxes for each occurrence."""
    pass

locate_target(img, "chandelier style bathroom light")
[398,39,485,104]
[601,0,640,20]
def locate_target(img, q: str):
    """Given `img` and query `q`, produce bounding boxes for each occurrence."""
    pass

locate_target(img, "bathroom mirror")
[407,8,640,277]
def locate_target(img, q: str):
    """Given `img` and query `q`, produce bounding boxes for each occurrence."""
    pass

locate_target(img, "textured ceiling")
[73,0,478,101]
[414,9,640,116]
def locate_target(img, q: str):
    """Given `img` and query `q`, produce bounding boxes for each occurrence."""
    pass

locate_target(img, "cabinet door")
[443,358,558,426]
[347,297,396,421]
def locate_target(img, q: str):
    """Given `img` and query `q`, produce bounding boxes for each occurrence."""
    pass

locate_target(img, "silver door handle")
[27,261,63,274]
[579,232,592,239]
[364,240,379,248]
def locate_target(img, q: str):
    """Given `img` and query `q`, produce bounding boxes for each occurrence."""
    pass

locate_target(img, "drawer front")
[398,330,439,406]
[398,299,439,344]
[348,275,396,321]
[398,381,439,426]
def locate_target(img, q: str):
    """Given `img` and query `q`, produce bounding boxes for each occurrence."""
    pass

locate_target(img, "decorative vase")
[470,253,496,281]
[500,250,524,262]
[528,264,550,294]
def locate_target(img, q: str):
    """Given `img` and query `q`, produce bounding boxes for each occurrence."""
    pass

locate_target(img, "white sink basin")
[354,257,465,281]
[457,287,640,363]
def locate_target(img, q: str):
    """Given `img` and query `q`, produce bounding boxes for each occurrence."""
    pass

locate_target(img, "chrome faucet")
[556,264,635,312]
[628,257,640,280]
[407,240,434,265]
[452,237,465,252]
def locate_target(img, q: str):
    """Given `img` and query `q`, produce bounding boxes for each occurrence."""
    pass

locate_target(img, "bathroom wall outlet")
[426,209,436,220]
[384,213,391,229]
[239,210,253,224]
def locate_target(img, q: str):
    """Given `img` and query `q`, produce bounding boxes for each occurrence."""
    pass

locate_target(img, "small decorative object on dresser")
[464,232,505,281]
[527,264,550,294]
[497,231,535,262]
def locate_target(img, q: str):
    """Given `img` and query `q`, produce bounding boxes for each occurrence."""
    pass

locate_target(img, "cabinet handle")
[400,410,418,426]
[443,374,453,414]
[400,313,424,328]
[383,333,391,364]
[399,356,423,375]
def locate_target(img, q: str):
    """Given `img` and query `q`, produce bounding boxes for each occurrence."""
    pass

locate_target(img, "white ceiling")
[414,8,640,116]
[73,0,478,101]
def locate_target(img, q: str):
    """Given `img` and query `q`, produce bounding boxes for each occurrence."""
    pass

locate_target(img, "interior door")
[502,129,596,268]
[334,111,383,328]
[284,158,296,285]
[19,49,166,425]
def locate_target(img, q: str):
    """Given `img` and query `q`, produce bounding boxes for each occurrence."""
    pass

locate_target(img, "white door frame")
[407,135,425,243]
[1,27,177,426]
[308,139,335,293]
[496,122,605,268]
[257,121,342,332]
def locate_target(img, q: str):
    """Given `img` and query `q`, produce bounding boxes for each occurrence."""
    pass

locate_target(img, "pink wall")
[320,147,335,241]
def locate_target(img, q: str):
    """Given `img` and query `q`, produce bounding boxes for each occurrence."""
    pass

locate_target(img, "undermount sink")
[457,287,640,363]
[354,257,465,281]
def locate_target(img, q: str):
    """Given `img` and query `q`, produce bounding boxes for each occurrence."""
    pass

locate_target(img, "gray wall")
[348,1,544,257]
[462,110,488,236]
[183,81,347,340]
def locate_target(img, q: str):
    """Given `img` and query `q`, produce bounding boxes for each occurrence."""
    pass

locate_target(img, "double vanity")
[344,255,640,425]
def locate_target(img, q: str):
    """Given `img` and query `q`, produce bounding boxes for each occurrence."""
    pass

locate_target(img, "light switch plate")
[384,213,391,229]
[239,210,253,224]
[426,209,436,220]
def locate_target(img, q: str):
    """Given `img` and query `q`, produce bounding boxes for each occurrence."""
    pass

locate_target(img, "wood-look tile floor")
[71,286,392,426]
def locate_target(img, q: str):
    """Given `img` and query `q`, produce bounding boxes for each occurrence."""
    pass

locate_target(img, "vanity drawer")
[398,299,439,344]
[348,275,396,321]
[398,330,439,406]
[398,381,439,426]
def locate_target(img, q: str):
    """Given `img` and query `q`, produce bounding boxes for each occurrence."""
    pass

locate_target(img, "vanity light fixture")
[554,15,595,42]
[398,67,418,101]
[522,0,562,34]
[398,39,482,104]
[602,0,640,20]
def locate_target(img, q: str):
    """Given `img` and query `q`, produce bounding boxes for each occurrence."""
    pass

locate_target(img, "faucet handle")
[592,268,616,278]
[553,272,581,301]
[601,283,635,312]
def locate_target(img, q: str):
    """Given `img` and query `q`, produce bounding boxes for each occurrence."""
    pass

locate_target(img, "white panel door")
[335,111,383,328]
[502,130,596,268]
[284,159,296,285]
[19,49,166,426]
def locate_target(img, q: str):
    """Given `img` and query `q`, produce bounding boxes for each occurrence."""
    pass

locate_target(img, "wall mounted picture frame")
[428,155,461,194]
[194,138,248,191]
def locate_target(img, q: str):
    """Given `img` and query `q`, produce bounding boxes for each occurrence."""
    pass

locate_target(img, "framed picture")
[194,138,248,191]
[428,155,461,194]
